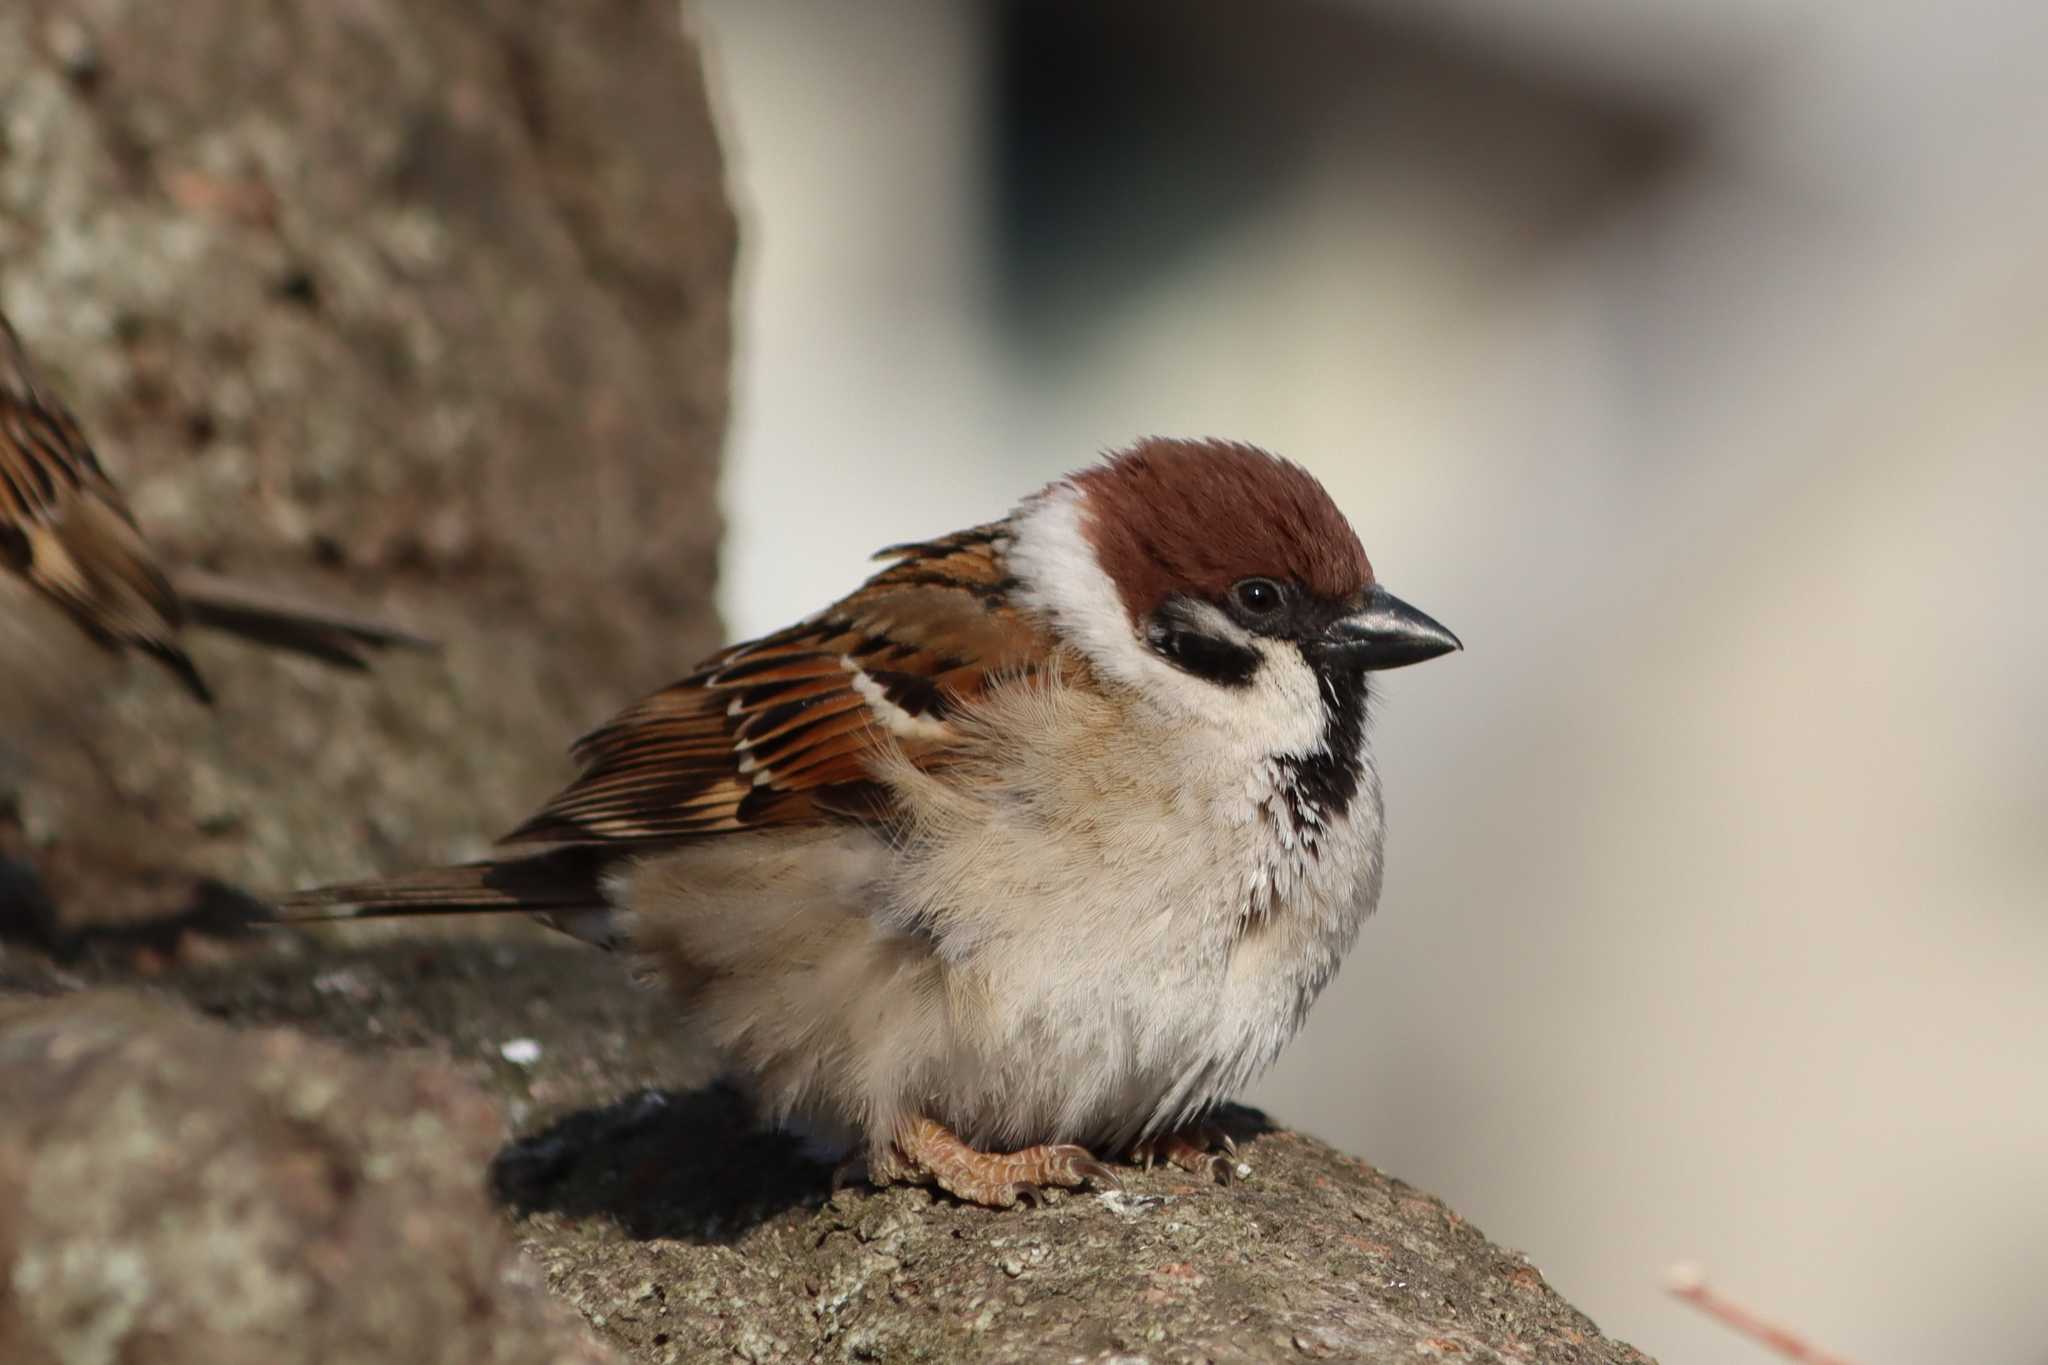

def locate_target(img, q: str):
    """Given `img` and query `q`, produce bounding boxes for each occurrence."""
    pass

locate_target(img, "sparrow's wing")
[0,316,433,697]
[0,317,207,700]
[503,524,1044,846]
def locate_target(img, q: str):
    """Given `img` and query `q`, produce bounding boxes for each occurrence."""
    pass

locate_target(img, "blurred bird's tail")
[272,846,622,949]
[174,570,436,672]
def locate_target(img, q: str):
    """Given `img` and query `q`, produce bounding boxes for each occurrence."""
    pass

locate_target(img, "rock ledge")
[0,942,1650,1364]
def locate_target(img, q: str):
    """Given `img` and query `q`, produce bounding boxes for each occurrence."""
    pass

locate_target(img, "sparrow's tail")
[173,570,437,672]
[272,847,621,949]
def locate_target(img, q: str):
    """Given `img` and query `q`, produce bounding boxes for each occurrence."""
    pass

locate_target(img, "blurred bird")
[0,312,430,710]
[0,310,432,950]
[284,438,1460,1207]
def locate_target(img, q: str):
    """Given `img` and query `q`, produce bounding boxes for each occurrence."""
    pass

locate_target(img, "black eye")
[1231,577,1284,616]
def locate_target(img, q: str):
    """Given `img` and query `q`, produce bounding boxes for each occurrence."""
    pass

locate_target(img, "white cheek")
[1136,620,1328,758]
[1009,485,1329,758]
[1235,639,1327,754]
[1007,486,1151,692]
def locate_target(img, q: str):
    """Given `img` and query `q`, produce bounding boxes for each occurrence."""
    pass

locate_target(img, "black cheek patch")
[1146,620,1261,688]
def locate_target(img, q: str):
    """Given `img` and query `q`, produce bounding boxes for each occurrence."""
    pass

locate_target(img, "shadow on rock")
[1197,1101,1278,1157]
[493,1087,1283,1241]
[0,855,60,951]
[0,867,265,964]
[490,1082,833,1242]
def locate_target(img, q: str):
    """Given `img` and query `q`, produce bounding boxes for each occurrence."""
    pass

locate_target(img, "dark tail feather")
[138,638,214,704]
[175,570,437,670]
[273,847,610,924]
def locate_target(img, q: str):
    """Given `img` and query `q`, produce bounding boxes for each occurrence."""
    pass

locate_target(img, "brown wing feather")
[504,524,1043,846]
[0,316,206,699]
[0,317,433,699]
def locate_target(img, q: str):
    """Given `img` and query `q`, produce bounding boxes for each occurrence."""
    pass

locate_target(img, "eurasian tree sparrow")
[286,439,1460,1208]
[0,312,428,715]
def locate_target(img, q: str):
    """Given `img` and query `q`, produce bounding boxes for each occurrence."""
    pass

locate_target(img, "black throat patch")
[1275,658,1370,830]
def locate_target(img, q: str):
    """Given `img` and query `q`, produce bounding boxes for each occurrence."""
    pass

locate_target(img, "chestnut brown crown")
[1068,437,1374,621]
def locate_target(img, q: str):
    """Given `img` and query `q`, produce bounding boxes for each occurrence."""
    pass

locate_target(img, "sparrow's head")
[1010,438,1458,752]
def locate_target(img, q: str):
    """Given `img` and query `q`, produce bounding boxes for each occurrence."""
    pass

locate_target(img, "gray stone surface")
[0,987,618,1364]
[0,0,732,932]
[0,939,1653,1364]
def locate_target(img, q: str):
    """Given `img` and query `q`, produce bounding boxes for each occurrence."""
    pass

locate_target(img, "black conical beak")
[1325,586,1462,671]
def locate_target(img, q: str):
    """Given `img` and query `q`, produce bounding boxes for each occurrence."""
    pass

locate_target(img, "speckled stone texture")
[0,940,1654,1364]
[0,988,618,1364]
[0,0,732,934]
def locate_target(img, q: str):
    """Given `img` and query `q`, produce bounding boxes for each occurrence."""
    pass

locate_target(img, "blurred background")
[687,0,2048,1360]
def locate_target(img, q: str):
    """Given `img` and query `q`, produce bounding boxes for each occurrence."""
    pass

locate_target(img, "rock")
[0,989,618,1364]
[0,0,733,932]
[147,939,1654,1364]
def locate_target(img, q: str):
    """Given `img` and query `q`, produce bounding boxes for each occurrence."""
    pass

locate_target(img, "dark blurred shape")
[991,0,1694,353]
[0,856,60,954]
[0,870,263,964]
[992,1,1318,333]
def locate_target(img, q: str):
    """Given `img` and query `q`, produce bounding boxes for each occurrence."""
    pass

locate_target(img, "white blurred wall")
[688,1,2048,1359]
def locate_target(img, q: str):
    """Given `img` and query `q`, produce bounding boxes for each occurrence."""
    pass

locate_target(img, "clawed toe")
[1065,1154,1122,1191]
[886,1118,1119,1210]
[1129,1123,1247,1185]
[854,1117,1242,1207]
[830,1154,867,1194]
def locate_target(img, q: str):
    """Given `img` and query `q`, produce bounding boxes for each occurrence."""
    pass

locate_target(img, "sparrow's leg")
[878,1116,1119,1208]
[1129,1120,1242,1184]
